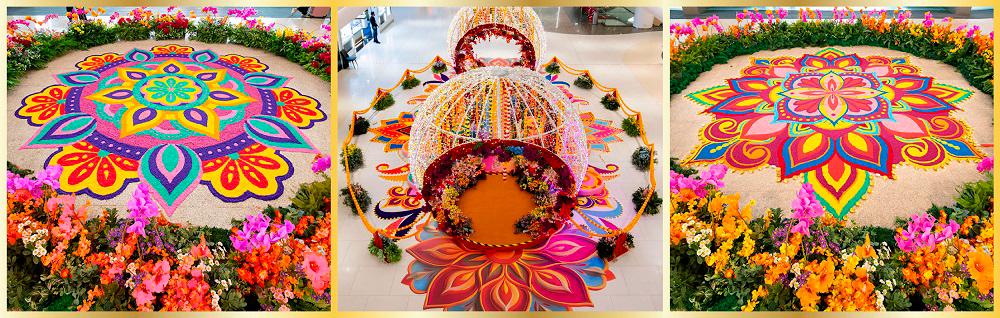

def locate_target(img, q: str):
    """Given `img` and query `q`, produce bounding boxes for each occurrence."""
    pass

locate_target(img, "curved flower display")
[686,48,981,218]
[15,45,326,215]
[402,221,613,311]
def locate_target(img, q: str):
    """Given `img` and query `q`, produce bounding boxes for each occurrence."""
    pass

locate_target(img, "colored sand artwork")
[15,45,327,214]
[684,48,982,219]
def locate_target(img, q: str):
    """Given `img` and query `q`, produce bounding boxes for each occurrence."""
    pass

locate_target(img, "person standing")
[368,11,381,44]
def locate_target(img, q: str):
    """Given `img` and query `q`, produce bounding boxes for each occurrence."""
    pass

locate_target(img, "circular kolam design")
[685,48,981,219]
[448,7,546,74]
[408,66,588,193]
[16,45,326,215]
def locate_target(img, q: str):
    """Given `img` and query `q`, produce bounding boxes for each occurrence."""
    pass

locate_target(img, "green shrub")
[340,182,371,215]
[574,74,593,89]
[597,233,634,261]
[352,117,370,136]
[401,76,421,89]
[112,21,151,41]
[7,162,34,177]
[670,157,698,177]
[373,93,395,111]
[369,235,402,263]
[290,175,332,215]
[67,21,116,48]
[631,146,654,171]
[432,61,447,74]
[622,117,641,137]
[190,20,231,43]
[600,93,620,111]
[544,62,560,74]
[340,144,364,172]
[632,187,662,215]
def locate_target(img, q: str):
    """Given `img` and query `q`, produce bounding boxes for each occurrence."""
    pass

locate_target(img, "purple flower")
[126,183,159,237]
[789,183,824,236]
[230,213,294,252]
[977,156,993,173]
[36,165,62,189]
[312,155,332,173]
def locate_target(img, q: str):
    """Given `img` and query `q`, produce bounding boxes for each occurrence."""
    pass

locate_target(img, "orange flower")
[967,250,994,294]
[855,233,876,259]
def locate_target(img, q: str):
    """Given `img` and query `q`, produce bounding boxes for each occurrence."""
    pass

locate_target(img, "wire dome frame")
[447,7,546,73]
[408,66,588,194]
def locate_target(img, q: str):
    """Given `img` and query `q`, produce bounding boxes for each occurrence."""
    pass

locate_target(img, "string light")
[408,66,588,192]
[447,7,546,73]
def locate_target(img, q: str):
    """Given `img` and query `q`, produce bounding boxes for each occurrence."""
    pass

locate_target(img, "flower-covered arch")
[448,7,545,73]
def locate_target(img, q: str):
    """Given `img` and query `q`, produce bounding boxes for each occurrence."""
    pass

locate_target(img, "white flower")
[32,246,47,257]
[875,290,886,311]
[696,244,711,258]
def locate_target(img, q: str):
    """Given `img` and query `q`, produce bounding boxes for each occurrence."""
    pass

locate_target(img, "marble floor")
[336,7,663,311]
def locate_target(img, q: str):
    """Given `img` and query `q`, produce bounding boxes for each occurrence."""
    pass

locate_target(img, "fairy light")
[408,66,588,192]
[447,7,546,73]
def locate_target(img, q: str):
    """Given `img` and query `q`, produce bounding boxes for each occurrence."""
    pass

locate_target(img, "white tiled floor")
[336,7,663,311]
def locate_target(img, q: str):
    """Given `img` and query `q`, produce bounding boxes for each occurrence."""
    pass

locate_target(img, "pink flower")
[36,165,62,189]
[736,12,746,20]
[790,183,824,236]
[778,8,788,19]
[201,6,218,15]
[977,156,993,173]
[691,17,703,27]
[143,260,171,293]
[923,12,934,27]
[132,288,155,306]
[126,183,159,237]
[302,251,330,293]
[312,155,332,173]
[699,164,728,189]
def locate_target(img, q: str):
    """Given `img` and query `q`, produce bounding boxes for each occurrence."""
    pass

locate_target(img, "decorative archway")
[447,7,545,73]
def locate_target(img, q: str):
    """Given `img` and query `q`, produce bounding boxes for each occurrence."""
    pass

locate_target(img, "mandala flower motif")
[403,222,613,311]
[201,143,292,201]
[47,141,139,198]
[151,44,194,55]
[16,46,325,214]
[17,85,69,126]
[686,48,980,219]
[580,112,624,152]
[273,87,325,128]
[219,54,268,72]
[75,53,124,70]
[370,112,414,152]
[88,59,254,139]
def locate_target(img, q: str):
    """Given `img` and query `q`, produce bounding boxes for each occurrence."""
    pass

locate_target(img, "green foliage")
[352,117,370,136]
[631,146,654,171]
[600,93,620,111]
[573,74,593,89]
[401,76,421,89]
[67,21,116,49]
[597,233,635,261]
[373,93,395,111]
[290,175,332,215]
[340,144,364,172]
[368,236,402,263]
[431,61,447,74]
[954,175,993,218]
[671,21,993,96]
[633,187,662,215]
[622,117,642,137]
[340,183,371,215]
[190,20,232,43]
[670,157,698,177]
[7,162,34,177]
[111,21,151,41]
[544,62,560,74]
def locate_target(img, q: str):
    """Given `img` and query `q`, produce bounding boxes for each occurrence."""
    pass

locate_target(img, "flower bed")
[7,6,332,89]
[670,8,994,95]
[7,157,333,311]
[669,159,994,311]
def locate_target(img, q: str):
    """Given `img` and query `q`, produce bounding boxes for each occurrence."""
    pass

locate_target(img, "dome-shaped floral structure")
[408,66,588,192]
[447,7,546,73]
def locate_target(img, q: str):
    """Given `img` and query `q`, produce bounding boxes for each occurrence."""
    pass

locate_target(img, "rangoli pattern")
[402,221,613,311]
[16,45,326,215]
[686,48,981,218]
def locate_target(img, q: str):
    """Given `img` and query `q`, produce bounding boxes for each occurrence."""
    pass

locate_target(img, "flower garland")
[422,140,576,242]
[453,23,537,73]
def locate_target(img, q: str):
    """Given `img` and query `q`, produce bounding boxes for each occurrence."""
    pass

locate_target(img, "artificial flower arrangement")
[669,7,994,95]
[669,159,994,311]
[6,6,332,89]
[453,24,537,73]
[7,155,334,311]
[421,140,576,242]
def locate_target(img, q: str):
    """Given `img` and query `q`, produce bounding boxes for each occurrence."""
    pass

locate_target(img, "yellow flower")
[967,250,994,294]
